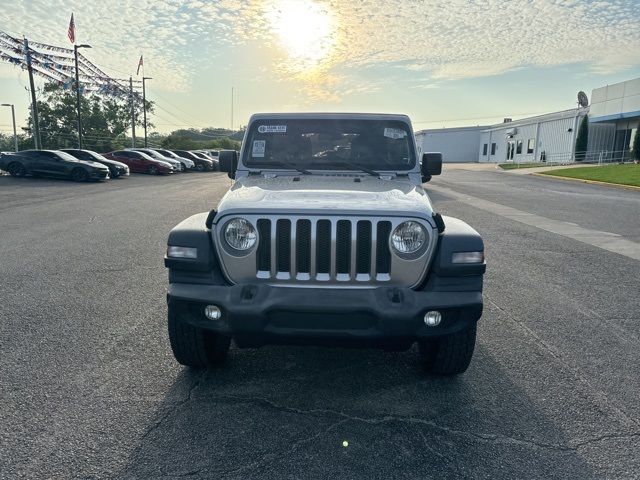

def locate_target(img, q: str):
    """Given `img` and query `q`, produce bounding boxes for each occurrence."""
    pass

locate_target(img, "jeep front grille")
[215,215,436,288]
[254,218,392,281]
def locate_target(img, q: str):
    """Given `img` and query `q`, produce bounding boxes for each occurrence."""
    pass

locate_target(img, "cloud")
[1,0,639,101]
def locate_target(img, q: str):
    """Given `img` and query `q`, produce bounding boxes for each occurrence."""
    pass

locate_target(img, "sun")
[266,0,335,68]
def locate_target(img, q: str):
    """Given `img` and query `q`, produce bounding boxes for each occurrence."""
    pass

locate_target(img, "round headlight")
[224,218,257,250]
[391,221,427,254]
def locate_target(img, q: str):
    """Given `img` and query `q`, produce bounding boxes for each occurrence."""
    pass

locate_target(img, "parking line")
[428,184,640,262]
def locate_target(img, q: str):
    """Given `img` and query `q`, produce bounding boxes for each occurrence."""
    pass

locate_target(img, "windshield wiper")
[312,161,381,178]
[255,161,313,175]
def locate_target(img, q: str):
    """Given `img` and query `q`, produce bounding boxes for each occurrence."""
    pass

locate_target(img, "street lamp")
[73,44,91,149]
[1,103,18,152]
[142,77,152,147]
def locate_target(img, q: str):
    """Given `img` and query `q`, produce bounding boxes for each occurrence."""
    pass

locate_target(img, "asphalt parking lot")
[1,168,639,479]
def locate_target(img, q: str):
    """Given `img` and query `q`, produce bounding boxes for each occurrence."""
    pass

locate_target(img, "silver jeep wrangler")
[165,113,485,375]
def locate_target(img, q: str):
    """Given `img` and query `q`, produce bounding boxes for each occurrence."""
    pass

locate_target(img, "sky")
[1,0,640,136]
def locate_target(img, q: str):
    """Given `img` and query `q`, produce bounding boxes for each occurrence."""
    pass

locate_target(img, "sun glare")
[266,0,335,68]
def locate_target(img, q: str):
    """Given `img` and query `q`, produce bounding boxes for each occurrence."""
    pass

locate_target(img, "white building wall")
[537,117,577,162]
[415,126,487,163]
[591,77,640,120]
[478,109,585,163]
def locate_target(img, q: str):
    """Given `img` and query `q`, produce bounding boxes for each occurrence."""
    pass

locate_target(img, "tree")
[575,115,589,161]
[160,131,240,150]
[633,127,640,163]
[26,83,154,152]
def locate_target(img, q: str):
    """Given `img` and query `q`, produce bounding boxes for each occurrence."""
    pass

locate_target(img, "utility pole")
[1,104,18,151]
[73,44,91,149]
[142,77,152,147]
[231,86,234,131]
[129,76,136,148]
[23,38,41,149]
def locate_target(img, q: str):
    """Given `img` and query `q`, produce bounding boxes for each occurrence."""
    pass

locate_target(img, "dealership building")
[415,76,639,163]
[589,77,640,155]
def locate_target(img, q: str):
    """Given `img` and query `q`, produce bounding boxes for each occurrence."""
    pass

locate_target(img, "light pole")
[142,77,152,147]
[73,44,91,149]
[1,103,18,152]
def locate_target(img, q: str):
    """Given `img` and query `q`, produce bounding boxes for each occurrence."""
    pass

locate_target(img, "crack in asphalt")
[486,295,640,430]
[128,369,207,466]
[203,393,640,454]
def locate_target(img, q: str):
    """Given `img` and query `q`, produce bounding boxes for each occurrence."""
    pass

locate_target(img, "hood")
[77,159,108,169]
[216,175,433,218]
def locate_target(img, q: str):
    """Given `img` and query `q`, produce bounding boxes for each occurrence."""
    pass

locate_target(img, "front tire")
[168,310,231,367]
[180,162,186,172]
[148,165,159,175]
[196,162,205,172]
[71,168,88,182]
[8,162,26,177]
[417,324,477,375]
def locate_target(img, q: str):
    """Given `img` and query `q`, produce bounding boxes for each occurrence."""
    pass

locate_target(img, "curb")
[531,172,640,192]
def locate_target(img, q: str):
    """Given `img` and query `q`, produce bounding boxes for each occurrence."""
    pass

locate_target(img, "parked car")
[0,149,110,181]
[103,150,174,175]
[131,148,184,172]
[60,149,130,178]
[172,150,214,171]
[190,151,220,170]
[164,112,485,375]
[148,149,195,171]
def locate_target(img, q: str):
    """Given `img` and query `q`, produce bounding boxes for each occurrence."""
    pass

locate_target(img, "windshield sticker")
[258,125,287,134]
[252,140,266,157]
[383,127,407,139]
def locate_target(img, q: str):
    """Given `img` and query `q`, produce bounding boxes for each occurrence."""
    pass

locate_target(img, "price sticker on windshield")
[252,140,266,157]
[258,125,287,134]
[383,128,407,139]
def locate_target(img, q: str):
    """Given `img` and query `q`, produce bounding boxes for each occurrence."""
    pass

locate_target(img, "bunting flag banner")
[136,55,143,76]
[0,29,143,102]
[67,14,75,44]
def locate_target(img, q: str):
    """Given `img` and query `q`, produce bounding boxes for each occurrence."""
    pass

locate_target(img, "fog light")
[424,311,441,327]
[204,305,222,320]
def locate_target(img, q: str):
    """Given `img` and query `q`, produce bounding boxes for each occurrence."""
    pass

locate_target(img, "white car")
[153,149,196,171]
[131,148,184,172]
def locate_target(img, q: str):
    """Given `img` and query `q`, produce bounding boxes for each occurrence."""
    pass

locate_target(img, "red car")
[104,150,175,175]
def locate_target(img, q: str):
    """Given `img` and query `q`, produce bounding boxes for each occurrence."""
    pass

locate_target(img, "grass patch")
[540,164,640,187]
[499,162,548,170]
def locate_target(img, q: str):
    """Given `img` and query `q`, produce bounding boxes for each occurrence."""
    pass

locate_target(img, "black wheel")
[8,162,26,177]
[168,309,231,367]
[196,162,205,172]
[71,168,89,182]
[148,165,159,175]
[111,169,120,178]
[180,163,186,172]
[418,324,477,375]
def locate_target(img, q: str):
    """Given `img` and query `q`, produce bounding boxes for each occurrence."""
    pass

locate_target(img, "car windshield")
[138,149,164,159]
[243,119,415,171]
[55,151,86,162]
[156,150,176,158]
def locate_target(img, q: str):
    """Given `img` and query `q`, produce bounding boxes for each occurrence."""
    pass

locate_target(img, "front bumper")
[168,283,482,347]
[90,170,110,180]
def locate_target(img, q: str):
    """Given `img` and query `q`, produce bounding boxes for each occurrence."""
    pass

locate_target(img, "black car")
[172,150,214,171]
[154,149,196,171]
[61,149,130,178]
[190,151,220,171]
[0,150,110,181]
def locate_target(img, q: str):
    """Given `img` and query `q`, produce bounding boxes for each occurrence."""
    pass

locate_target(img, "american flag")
[67,13,75,43]
[136,55,143,75]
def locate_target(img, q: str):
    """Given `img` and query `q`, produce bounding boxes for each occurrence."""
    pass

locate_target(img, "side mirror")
[421,152,442,182]
[219,150,238,179]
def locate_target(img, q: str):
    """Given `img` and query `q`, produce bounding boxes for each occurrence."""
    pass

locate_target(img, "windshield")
[243,119,415,171]
[156,149,177,158]
[138,149,165,160]
[55,151,88,162]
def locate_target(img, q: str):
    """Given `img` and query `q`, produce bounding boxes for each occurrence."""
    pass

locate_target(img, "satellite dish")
[577,91,589,108]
